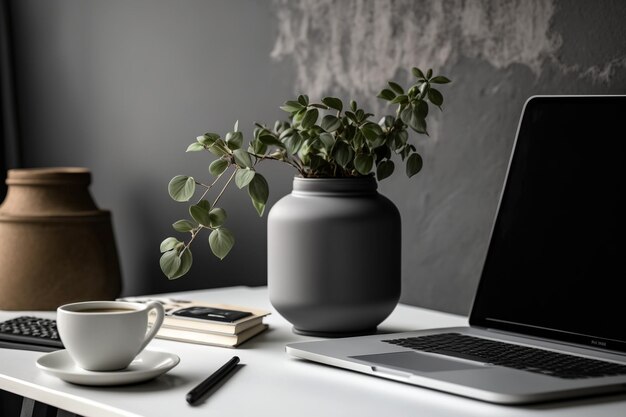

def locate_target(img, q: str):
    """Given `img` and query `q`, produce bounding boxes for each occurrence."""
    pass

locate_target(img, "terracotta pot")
[0,168,122,310]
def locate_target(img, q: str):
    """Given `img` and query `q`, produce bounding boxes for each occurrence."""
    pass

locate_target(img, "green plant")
[160,67,450,279]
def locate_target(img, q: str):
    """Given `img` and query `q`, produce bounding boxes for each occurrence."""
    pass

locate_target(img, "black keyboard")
[0,316,64,352]
[383,333,626,379]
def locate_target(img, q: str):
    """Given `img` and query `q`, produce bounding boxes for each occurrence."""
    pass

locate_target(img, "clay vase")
[0,168,122,310]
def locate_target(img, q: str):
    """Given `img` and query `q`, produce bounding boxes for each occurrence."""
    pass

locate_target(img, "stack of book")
[118,297,270,348]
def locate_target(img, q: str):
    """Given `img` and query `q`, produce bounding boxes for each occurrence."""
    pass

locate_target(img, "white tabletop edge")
[0,372,141,417]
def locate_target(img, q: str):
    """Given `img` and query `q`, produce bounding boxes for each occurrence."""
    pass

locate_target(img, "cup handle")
[138,301,165,353]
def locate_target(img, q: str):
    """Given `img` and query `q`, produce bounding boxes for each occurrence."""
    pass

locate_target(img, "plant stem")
[180,227,202,257]
[212,167,237,207]
[181,166,235,256]
[258,154,303,173]
[197,168,227,202]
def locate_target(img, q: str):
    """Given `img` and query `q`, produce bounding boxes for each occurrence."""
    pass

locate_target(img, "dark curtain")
[0,0,21,200]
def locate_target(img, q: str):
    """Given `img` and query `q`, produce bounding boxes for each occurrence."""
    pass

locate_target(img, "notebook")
[286,96,626,404]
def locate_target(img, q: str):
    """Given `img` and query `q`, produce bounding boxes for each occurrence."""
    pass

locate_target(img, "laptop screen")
[470,96,626,353]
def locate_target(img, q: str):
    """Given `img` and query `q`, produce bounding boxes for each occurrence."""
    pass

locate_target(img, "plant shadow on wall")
[158,67,450,335]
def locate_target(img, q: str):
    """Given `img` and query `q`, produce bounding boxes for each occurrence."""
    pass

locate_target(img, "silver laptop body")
[286,96,626,404]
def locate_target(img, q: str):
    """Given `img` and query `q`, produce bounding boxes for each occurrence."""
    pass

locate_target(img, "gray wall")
[8,0,626,314]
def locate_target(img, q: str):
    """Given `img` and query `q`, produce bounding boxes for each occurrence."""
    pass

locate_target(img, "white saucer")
[36,349,180,386]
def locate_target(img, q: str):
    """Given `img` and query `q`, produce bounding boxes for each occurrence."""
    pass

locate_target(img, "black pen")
[186,356,240,405]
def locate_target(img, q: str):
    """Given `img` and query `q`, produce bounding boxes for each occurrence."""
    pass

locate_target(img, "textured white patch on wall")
[271,0,561,99]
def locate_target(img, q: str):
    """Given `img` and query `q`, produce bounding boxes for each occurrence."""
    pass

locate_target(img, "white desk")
[1,286,625,417]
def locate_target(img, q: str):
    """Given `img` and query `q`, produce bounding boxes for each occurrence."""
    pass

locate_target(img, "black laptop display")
[471,96,626,352]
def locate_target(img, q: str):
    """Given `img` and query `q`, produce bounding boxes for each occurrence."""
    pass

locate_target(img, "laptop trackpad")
[352,351,486,373]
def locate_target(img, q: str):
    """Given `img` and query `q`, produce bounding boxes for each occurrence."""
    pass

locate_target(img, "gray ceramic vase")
[268,176,401,337]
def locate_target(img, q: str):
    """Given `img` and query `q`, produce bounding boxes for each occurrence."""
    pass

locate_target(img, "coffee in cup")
[57,300,165,371]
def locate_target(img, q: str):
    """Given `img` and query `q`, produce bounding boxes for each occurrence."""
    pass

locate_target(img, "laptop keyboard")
[382,333,626,379]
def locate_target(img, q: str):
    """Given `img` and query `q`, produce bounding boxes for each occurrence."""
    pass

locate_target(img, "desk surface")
[1,286,625,417]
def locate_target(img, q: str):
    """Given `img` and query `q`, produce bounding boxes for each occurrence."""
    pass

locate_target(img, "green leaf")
[321,115,342,132]
[235,168,256,189]
[169,248,193,280]
[209,159,229,176]
[426,68,433,79]
[354,153,374,175]
[418,81,429,95]
[197,132,220,146]
[225,131,243,149]
[280,100,304,113]
[319,132,335,149]
[350,100,357,111]
[168,175,196,202]
[233,120,239,132]
[189,203,211,226]
[430,75,451,84]
[379,116,395,129]
[388,81,404,95]
[352,130,365,149]
[186,142,205,152]
[412,116,428,134]
[258,133,284,148]
[282,132,303,154]
[279,127,294,140]
[251,199,266,217]
[412,67,426,79]
[300,108,319,129]
[401,105,427,134]
[292,108,306,124]
[376,160,395,181]
[197,199,211,211]
[160,237,181,253]
[297,94,309,106]
[209,207,227,227]
[377,89,396,101]
[233,149,253,168]
[374,145,392,163]
[397,130,409,145]
[415,100,429,119]
[160,250,181,279]
[400,106,413,126]
[248,174,269,216]
[321,97,343,112]
[332,141,354,168]
[390,94,408,104]
[208,140,229,157]
[361,123,383,142]
[427,88,444,107]
[406,153,423,178]
[309,103,328,110]
[172,219,197,232]
[208,228,235,260]
[251,138,268,154]
[345,111,358,124]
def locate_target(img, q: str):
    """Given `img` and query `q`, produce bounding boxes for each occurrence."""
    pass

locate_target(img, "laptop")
[285,95,626,404]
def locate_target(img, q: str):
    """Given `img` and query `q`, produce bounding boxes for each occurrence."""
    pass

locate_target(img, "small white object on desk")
[36,349,180,386]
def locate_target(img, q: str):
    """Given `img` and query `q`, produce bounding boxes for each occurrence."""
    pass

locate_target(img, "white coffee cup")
[57,300,165,371]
